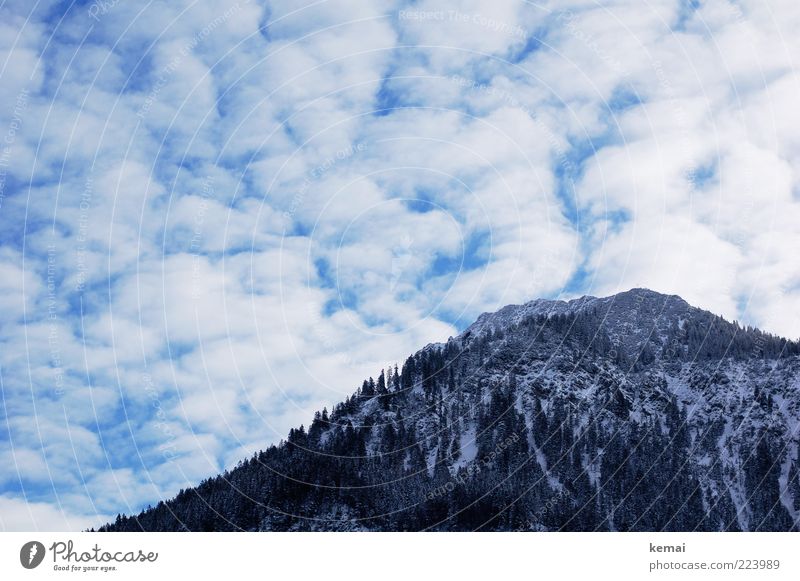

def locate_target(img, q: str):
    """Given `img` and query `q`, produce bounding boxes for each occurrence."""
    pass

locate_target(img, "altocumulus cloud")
[0,0,799,530]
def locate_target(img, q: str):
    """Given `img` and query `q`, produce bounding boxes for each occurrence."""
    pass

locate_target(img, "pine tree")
[362,378,375,398]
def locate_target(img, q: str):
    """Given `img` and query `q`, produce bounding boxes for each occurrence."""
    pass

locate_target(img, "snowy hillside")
[100,289,800,532]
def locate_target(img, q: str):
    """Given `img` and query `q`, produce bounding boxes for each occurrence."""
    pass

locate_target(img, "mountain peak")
[465,287,691,340]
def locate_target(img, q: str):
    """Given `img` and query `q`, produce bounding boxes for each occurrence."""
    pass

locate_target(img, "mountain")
[99,288,800,531]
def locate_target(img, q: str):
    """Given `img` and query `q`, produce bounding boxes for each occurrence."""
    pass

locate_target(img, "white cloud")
[0,494,111,532]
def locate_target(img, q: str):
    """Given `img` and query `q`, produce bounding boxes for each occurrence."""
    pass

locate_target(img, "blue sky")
[1,0,800,530]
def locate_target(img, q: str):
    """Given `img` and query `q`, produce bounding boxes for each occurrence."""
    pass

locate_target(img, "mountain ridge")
[98,288,800,532]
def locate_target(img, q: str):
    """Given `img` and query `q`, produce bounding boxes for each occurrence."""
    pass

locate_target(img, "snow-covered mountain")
[100,289,800,531]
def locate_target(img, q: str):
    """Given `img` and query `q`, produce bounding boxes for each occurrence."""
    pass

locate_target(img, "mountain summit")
[100,289,800,532]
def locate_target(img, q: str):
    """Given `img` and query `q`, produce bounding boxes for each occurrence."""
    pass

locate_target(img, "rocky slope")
[100,289,800,531]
